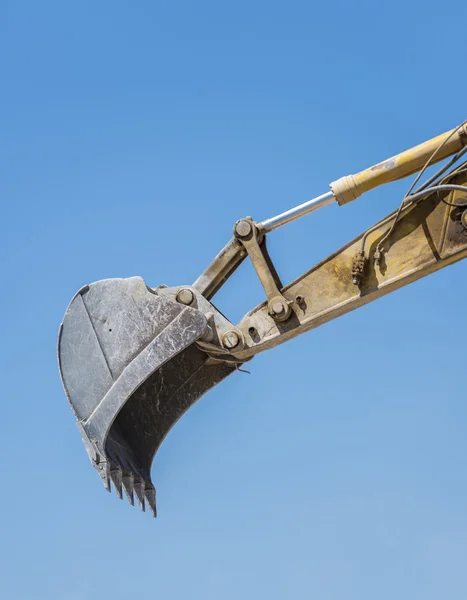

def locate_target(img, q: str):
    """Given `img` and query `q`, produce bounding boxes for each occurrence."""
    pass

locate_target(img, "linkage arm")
[193,122,467,299]
[230,171,467,361]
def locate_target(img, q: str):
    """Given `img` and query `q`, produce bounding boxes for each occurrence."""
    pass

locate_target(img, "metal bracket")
[192,237,247,301]
[234,218,291,321]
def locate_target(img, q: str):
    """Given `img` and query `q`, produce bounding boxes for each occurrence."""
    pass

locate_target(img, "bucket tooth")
[145,485,157,518]
[134,477,145,512]
[102,473,111,492]
[95,457,111,492]
[110,465,123,499]
[122,472,134,506]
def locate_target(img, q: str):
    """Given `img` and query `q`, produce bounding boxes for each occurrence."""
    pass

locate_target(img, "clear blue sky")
[3,2,467,598]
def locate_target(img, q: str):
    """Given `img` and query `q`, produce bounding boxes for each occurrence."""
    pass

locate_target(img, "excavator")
[58,120,467,517]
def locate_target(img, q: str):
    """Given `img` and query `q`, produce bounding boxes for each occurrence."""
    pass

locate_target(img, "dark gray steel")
[58,276,236,517]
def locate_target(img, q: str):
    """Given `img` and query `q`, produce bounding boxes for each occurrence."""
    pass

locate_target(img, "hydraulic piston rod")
[195,121,467,300]
[260,190,335,232]
[260,122,467,233]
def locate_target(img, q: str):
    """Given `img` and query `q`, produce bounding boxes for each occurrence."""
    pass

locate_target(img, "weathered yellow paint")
[331,123,467,205]
[235,171,467,360]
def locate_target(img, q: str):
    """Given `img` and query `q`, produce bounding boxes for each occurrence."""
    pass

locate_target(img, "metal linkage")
[234,218,291,321]
[193,121,467,302]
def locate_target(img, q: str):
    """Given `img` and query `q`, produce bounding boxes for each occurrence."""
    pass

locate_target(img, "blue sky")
[2,1,467,598]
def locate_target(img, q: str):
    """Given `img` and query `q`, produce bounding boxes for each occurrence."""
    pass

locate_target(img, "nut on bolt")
[272,301,284,314]
[222,330,240,349]
[176,288,194,305]
[351,252,368,286]
[235,219,252,238]
[268,296,291,321]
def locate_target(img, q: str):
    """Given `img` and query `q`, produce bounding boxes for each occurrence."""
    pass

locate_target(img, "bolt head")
[176,288,194,305]
[222,330,240,349]
[235,220,252,237]
[272,301,284,314]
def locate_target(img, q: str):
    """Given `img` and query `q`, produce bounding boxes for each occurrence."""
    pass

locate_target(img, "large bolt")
[268,297,291,321]
[222,330,240,349]
[272,301,284,314]
[176,288,194,305]
[235,219,252,238]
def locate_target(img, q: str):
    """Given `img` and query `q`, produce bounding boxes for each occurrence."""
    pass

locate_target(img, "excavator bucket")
[58,276,236,516]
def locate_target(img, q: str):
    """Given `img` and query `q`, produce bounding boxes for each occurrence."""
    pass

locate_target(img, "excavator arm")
[58,121,467,517]
[222,168,467,361]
